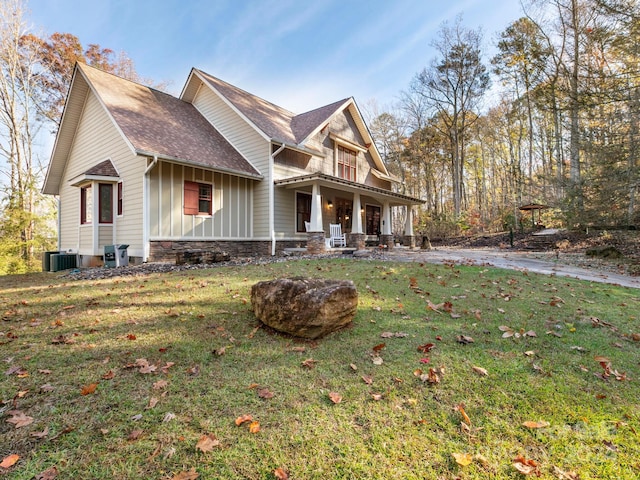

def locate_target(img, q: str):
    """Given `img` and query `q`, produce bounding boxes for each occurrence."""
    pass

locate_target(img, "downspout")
[142,155,158,262]
[270,143,286,256]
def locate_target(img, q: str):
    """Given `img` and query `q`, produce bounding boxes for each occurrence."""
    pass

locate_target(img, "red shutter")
[184,181,199,215]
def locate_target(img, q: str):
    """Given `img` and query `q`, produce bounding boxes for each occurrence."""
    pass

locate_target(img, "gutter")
[142,155,158,262]
[270,143,287,256]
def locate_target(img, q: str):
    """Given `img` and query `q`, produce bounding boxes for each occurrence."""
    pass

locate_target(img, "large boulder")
[250,277,358,339]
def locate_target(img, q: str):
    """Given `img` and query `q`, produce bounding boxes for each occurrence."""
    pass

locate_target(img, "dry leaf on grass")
[80,383,98,395]
[257,388,274,399]
[452,452,473,466]
[35,465,58,479]
[523,420,550,429]
[329,392,342,404]
[171,468,199,480]
[195,433,220,452]
[472,366,488,376]
[273,468,289,479]
[6,410,34,428]
[235,414,253,426]
[0,454,19,469]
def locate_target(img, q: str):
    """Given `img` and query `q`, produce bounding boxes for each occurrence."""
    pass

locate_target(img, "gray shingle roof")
[79,63,261,178]
[84,159,118,177]
[195,69,349,145]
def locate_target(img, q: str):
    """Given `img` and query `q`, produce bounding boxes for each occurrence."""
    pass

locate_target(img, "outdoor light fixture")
[327,200,333,208]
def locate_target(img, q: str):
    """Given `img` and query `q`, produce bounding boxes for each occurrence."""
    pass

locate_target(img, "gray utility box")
[104,244,129,268]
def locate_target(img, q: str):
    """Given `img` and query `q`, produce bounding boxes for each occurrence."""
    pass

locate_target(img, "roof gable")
[43,63,262,195]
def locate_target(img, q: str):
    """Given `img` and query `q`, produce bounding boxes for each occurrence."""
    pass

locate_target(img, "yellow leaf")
[523,420,550,429]
[0,454,19,469]
[452,452,473,466]
[248,420,260,433]
[273,467,289,479]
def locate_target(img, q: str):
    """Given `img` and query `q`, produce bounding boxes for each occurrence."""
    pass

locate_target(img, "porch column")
[307,182,326,254]
[348,193,365,249]
[380,201,394,250]
[403,205,416,248]
[351,193,363,234]
[309,182,323,231]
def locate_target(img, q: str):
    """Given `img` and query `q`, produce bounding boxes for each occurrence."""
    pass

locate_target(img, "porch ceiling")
[274,172,425,206]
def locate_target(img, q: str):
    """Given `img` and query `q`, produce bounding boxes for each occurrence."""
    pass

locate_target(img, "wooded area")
[369,0,640,238]
[0,0,638,273]
[0,0,150,273]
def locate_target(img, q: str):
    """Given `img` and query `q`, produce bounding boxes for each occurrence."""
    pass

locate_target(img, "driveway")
[385,247,640,289]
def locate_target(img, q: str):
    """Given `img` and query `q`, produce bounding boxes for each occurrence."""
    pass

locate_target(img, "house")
[42,63,424,265]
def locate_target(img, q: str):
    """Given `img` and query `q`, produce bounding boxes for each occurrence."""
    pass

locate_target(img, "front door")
[335,197,352,232]
[366,205,381,236]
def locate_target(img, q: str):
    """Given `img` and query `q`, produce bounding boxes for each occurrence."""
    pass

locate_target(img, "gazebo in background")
[519,203,549,229]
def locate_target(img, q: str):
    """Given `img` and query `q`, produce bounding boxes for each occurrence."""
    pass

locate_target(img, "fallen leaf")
[372,356,383,365]
[524,351,535,357]
[235,414,253,426]
[349,363,358,371]
[371,393,383,401]
[30,427,49,438]
[361,375,373,385]
[187,365,200,376]
[456,335,474,344]
[301,358,317,369]
[128,429,143,440]
[455,403,471,425]
[273,467,289,479]
[523,420,550,429]
[258,388,274,399]
[153,380,168,390]
[147,397,159,409]
[80,383,98,395]
[452,452,473,467]
[6,410,34,428]
[35,465,58,479]
[127,334,136,340]
[171,468,199,480]
[417,343,435,353]
[195,433,220,452]
[102,370,115,380]
[162,412,176,423]
[380,332,395,338]
[248,420,261,433]
[213,346,226,356]
[513,455,539,475]
[329,392,342,404]
[472,366,488,376]
[372,343,386,352]
[0,454,19,469]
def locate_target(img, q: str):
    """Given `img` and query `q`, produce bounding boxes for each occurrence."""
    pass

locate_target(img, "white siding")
[58,91,143,256]
[148,162,254,240]
[192,87,270,238]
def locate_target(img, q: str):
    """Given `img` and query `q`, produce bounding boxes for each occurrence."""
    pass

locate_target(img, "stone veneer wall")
[149,240,300,263]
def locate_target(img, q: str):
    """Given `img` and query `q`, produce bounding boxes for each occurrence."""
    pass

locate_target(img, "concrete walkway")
[385,247,640,289]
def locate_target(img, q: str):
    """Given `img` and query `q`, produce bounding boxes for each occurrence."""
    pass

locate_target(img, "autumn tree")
[411,16,490,217]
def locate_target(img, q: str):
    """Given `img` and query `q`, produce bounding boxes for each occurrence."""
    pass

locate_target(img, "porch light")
[327,200,333,208]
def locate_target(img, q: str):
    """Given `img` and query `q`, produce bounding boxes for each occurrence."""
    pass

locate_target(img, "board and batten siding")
[58,87,143,256]
[191,87,270,238]
[148,162,253,240]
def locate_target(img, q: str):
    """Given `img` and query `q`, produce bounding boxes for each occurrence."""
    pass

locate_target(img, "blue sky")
[27,0,525,114]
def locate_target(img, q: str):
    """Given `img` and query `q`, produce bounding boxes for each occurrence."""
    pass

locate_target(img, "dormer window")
[337,145,356,181]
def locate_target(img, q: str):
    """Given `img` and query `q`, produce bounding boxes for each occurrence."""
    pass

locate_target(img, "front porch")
[275,172,424,254]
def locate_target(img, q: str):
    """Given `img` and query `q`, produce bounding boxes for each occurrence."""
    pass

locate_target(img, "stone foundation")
[402,235,416,248]
[380,234,394,250]
[306,232,327,254]
[348,233,366,250]
[149,240,299,263]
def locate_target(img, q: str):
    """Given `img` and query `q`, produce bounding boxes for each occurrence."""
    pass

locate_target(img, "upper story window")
[184,180,212,215]
[337,145,357,181]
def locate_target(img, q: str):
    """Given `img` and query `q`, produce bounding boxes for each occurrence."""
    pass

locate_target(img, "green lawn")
[1,259,639,479]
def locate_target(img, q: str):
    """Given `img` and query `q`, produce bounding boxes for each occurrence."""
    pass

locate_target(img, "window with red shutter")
[184,181,212,215]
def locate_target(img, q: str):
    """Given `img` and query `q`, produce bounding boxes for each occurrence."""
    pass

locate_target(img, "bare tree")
[411,15,490,217]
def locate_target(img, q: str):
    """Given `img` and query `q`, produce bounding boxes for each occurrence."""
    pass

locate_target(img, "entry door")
[335,197,352,232]
[366,205,381,236]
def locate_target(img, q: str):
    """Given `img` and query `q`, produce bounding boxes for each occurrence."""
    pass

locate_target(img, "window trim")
[117,181,123,216]
[80,185,92,225]
[184,180,213,216]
